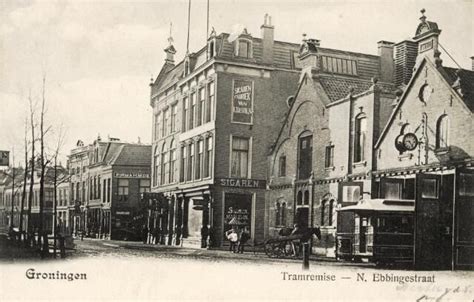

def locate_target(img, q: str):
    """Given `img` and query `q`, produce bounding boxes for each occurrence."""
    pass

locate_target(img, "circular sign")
[402,133,418,151]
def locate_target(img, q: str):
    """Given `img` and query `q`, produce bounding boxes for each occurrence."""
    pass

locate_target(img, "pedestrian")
[225,228,238,253]
[207,225,214,249]
[200,225,209,248]
[238,226,250,253]
[153,227,160,244]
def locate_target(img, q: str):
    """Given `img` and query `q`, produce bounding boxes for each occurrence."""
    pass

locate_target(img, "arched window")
[154,146,160,187]
[297,191,303,205]
[298,132,313,180]
[436,115,449,149]
[161,144,168,185]
[169,140,176,183]
[303,190,310,205]
[321,199,326,226]
[275,200,287,227]
[354,114,367,162]
[281,202,286,226]
[278,155,286,177]
[328,200,335,226]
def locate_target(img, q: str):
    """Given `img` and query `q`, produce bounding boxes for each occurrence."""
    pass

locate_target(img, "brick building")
[373,12,474,270]
[68,138,151,240]
[149,15,300,247]
[266,36,397,256]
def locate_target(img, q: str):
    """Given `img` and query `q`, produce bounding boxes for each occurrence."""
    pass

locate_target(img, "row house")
[150,15,301,247]
[68,137,151,240]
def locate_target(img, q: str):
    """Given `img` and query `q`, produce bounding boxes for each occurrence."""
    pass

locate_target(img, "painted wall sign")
[114,172,150,179]
[232,80,253,124]
[216,178,266,189]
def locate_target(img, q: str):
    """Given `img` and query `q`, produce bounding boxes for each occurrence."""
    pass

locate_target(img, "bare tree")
[19,117,28,244]
[27,90,36,246]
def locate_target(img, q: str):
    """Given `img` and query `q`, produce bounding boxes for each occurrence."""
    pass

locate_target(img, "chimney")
[377,41,395,83]
[394,40,418,86]
[261,13,274,65]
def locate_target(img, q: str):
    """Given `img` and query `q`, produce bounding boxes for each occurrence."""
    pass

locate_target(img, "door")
[454,168,474,270]
[295,207,309,228]
[415,173,452,270]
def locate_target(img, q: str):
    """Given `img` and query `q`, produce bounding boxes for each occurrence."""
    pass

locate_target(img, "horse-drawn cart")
[264,227,321,258]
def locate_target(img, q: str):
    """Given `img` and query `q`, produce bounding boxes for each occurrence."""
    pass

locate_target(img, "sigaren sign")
[216,178,266,189]
[232,80,253,124]
[114,172,150,179]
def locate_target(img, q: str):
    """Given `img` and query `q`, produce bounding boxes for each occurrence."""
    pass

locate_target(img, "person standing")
[200,225,209,248]
[238,227,250,253]
[225,228,238,253]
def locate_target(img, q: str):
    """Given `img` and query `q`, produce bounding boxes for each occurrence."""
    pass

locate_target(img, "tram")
[336,199,414,266]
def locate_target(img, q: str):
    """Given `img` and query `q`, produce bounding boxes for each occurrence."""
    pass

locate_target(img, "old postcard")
[0,0,473,301]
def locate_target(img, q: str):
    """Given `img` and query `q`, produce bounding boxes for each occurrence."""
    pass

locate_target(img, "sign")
[216,178,266,189]
[114,172,150,179]
[232,80,253,124]
[0,151,9,166]
[223,193,252,236]
[116,211,130,215]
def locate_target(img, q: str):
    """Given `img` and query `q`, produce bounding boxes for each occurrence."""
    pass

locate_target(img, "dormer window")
[208,40,216,58]
[184,57,190,77]
[235,38,253,59]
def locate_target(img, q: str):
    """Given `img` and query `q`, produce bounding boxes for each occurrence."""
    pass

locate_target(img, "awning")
[338,199,415,213]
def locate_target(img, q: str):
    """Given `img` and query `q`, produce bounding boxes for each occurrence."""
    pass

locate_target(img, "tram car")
[336,199,414,266]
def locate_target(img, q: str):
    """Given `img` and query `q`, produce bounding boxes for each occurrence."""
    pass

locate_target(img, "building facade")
[68,138,151,240]
[150,15,301,247]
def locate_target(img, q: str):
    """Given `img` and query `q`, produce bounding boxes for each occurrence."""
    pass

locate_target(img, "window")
[278,155,286,177]
[206,82,215,122]
[196,140,203,179]
[155,113,161,140]
[328,200,334,226]
[297,191,303,205]
[169,141,176,183]
[325,145,334,168]
[321,200,326,225]
[162,108,169,137]
[188,143,194,181]
[139,179,151,193]
[354,115,367,163]
[436,115,449,149]
[180,145,187,182]
[118,179,129,200]
[421,178,438,199]
[204,136,213,178]
[161,144,168,185]
[321,56,357,75]
[190,93,196,129]
[107,179,111,203]
[275,200,286,227]
[298,134,313,179]
[183,97,189,131]
[303,190,310,205]
[102,179,106,202]
[231,137,250,178]
[341,183,362,203]
[208,40,215,58]
[71,183,75,200]
[383,181,402,199]
[170,104,177,133]
[237,40,251,58]
[198,88,205,127]
[459,173,474,196]
[97,176,101,199]
[153,146,160,186]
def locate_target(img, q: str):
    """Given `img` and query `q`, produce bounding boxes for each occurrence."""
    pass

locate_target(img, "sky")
[0,0,472,166]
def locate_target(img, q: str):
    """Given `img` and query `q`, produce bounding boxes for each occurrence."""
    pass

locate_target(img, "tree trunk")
[38,76,47,256]
[27,93,35,247]
[20,120,28,244]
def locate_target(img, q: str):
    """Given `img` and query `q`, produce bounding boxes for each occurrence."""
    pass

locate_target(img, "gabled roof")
[112,144,151,166]
[375,58,474,149]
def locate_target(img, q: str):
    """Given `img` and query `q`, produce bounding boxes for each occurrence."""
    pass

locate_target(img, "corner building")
[150,15,300,247]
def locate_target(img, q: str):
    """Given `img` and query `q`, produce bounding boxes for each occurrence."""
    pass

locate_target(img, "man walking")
[237,227,250,253]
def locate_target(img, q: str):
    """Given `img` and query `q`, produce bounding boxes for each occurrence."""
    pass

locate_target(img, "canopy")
[338,199,414,213]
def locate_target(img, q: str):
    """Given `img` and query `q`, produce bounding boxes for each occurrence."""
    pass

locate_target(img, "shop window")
[354,114,367,163]
[231,137,250,178]
[278,155,286,177]
[325,145,334,168]
[139,179,151,193]
[436,115,449,149]
[297,133,313,180]
[118,179,129,201]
